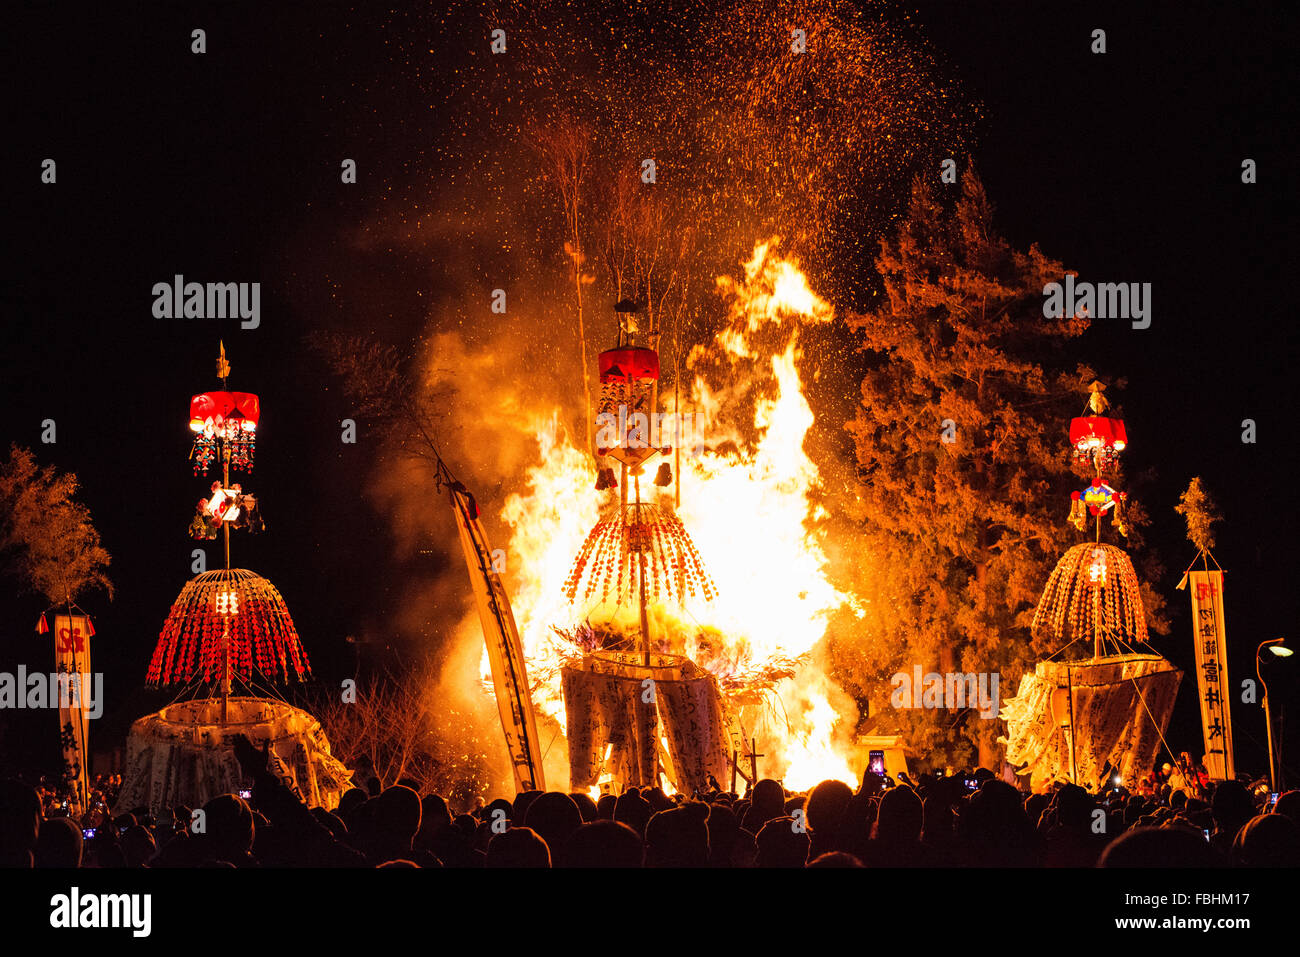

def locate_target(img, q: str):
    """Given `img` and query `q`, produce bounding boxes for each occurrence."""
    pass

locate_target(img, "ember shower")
[344,0,972,795]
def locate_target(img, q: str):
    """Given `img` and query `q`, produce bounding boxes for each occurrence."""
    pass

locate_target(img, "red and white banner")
[52,614,93,809]
[1186,572,1234,780]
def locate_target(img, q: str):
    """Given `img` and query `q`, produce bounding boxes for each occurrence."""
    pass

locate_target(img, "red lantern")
[598,347,660,383]
[190,391,259,475]
[596,347,666,467]
[1069,416,1127,470]
[189,391,260,433]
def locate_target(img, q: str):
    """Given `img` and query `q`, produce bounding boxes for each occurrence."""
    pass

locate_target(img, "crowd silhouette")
[3,737,1297,868]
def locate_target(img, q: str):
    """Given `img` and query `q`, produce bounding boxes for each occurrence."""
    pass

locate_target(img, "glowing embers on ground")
[147,568,311,686]
[563,500,717,607]
[1032,543,1149,649]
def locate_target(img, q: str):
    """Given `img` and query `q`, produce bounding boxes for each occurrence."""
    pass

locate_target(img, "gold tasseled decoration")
[1031,543,1148,647]
[564,501,716,607]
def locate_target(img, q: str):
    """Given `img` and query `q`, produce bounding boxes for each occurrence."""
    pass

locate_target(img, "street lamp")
[1256,637,1291,792]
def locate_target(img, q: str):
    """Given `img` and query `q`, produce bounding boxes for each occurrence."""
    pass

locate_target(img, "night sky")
[4,2,1296,785]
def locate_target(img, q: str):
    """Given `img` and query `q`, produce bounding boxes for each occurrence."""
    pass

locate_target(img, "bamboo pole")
[221,441,231,724]
[1066,667,1078,785]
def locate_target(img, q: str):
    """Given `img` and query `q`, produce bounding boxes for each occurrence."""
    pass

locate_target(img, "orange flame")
[479,240,862,792]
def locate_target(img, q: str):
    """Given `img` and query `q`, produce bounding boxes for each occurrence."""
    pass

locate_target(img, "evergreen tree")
[0,444,112,606]
[839,170,1165,766]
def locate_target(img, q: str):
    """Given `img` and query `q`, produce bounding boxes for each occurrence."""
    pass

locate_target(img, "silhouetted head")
[1123,799,1148,830]
[524,792,583,854]
[958,780,1038,864]
[922,794,953,841]
[1055,784,1094,829]
[1099,826,1225,867]
[564,819,645,867]
[706,803,740,862]
[513,789,543,823]
[0,778,41,866]
[480,795,514,826]
[807,851,864,867]
[1211,780,1254,832]
[374,785,423,849]
[876,784,923,842]
[596,794,617,821]
[486,826,551,868]
[1232,813,1300,867]
[122,825,157,867]
[338,788,368,821]
[756,816,810,868]
[35,817,83,868]
[750,779,785,820]
[1025,792,1049,827]
[645,806,709,867]
[568,791,599,823]
[201,794,255,862]
[1273,790,1300,824]
[643,787,673,813]
[614,789,652,836]
[312,808,348,839]
[422,793,454,831]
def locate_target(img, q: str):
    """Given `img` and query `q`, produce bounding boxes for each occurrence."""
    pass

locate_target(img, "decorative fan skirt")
[114,697,352,814]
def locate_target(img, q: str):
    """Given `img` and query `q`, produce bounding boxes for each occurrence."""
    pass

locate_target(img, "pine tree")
[840,170,1164,766]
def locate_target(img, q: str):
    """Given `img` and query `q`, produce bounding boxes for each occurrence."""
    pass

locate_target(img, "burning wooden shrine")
[559,301,731,794]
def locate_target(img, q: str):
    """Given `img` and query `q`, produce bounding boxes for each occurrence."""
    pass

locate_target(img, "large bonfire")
[348,0,969,796]
[467,241,861,791]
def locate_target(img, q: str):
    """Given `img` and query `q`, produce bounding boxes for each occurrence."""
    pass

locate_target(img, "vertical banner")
[1187,571,1235,780]
[450,487,546,794]
[52,614,92,810]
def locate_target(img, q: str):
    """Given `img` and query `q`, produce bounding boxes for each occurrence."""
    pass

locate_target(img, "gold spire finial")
[217,341,231,382]
[1087,380,1109,415]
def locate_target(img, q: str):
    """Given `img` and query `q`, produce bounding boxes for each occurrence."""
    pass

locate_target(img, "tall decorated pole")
[174,343,281,723]
[1002,383,1183,790]
[1174,477,1235,782]
[579,301,711,666]
[1036,383,1140,661]
[36,593,97,813]
[3,445,112,816]
[47,608,94,813]
[559,301,723,793]
[116,345,351,814]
